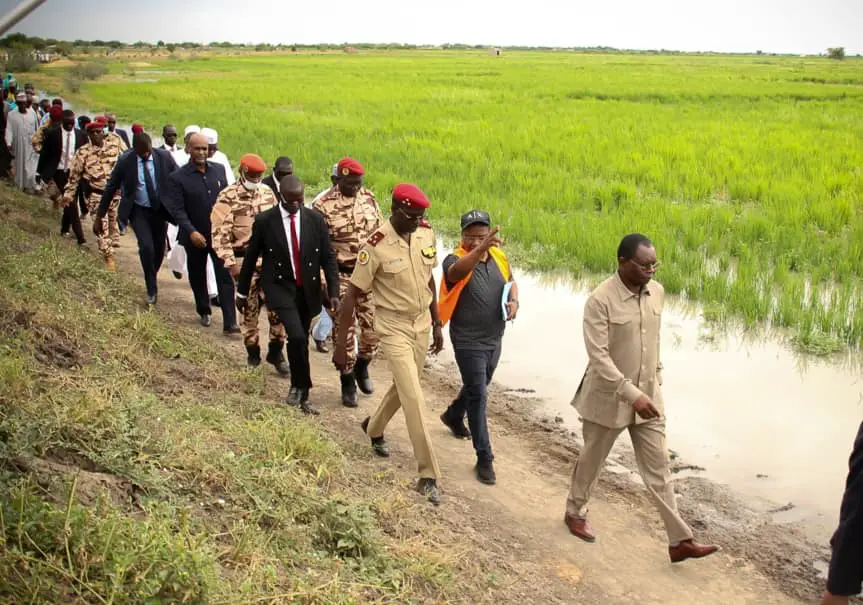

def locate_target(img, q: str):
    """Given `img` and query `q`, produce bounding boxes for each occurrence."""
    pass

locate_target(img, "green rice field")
[67,51,863,349]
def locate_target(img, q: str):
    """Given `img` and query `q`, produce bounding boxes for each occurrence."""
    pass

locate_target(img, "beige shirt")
[350,220,437,318]
[572,272,665,429]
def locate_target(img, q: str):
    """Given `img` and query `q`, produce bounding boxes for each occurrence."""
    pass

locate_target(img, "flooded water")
[432,257,862,541]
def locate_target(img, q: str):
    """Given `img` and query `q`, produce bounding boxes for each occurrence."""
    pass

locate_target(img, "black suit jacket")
[37,127,87,180]
[828,420,863,596]
[238,206,339,313]
[162,161,228,247]
[262,174,279,198]
[98,147,178,224]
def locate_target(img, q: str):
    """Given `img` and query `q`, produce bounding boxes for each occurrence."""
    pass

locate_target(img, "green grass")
[0,186,467,603]
[39,50,863,348]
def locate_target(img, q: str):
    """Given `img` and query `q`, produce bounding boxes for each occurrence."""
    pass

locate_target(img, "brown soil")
[92,229,846,604]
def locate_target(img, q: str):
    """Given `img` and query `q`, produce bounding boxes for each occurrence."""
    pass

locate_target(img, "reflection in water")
[432,250,862,541]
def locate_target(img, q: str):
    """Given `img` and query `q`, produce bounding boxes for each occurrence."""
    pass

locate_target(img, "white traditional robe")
[5,107,38,190]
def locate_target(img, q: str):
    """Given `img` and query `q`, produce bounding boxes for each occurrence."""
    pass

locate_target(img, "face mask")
[242,180,260,191]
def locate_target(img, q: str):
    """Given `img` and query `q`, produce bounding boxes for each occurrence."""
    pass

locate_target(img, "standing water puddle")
[431,254,862,541]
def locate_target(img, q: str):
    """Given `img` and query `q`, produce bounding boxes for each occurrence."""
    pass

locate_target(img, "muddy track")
[103,226,844,604]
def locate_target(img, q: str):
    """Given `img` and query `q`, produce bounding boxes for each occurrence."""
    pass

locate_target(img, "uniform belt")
[233,250,245,258]
[89,186,104,195]
[338,262,355,275]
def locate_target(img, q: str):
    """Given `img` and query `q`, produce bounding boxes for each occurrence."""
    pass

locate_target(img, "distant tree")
[55,41,73,56]
[166,43,176,53]
[827,47,845,60]
[157,40,165,47]
[756,50,763,55]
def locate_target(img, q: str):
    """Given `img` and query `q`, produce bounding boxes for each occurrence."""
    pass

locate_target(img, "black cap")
[461,209,490,230]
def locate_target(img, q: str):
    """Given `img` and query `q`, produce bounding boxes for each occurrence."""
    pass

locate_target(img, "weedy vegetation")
[51,51,863,352]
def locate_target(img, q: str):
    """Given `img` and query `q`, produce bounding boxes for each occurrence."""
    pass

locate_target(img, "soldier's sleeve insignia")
[367,231,385,247]
[419,218,431,228]
[358,249,370,265]
[421,246,436,259]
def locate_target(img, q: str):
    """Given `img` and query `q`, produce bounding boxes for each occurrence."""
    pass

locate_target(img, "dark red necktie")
[289,212,302,286]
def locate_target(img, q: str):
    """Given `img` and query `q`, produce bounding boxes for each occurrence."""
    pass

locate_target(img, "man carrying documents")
[438,210,519,485]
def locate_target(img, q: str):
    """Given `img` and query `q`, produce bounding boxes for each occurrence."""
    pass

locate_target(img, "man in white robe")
[5,92,39,192]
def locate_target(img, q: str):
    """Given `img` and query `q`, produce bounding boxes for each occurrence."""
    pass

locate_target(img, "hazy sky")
[2,0,861,55]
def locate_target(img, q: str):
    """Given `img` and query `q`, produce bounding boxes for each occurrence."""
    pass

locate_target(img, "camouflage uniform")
[63,137,124,259]
[211,182,284,348]
[312,186,382,372]
[31,123,48,153]
[107,131,128,152]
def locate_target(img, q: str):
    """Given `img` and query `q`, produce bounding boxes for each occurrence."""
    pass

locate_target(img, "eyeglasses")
[632,259,662,271]
[395,206,425,222]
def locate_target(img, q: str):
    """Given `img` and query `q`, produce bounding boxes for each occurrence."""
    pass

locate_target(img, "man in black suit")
[261,156,293,199]
[163,132,239,333]
[95,132,178,305]
[821,421,863,605]
[106,113,130,148]
[38,109,87,244]
[237,175,339,414]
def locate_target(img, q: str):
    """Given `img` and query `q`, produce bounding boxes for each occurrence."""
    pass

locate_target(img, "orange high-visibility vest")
[438,246,513,326]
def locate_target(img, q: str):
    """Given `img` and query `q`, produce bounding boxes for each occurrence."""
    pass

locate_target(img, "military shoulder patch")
[421,246,436,259]
[357,249,371,265]
[367,231,385,247]
[419,218,431,228]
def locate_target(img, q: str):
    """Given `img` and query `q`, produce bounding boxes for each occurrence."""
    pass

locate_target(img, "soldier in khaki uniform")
[564,233,719,563]
[62,122,124,270]
[211,153,290,376]
[313,157,382,407]
[334,183,445,505]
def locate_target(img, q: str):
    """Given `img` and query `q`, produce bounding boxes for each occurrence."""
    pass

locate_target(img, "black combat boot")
[246,344,261,367]
[354,357,374,395]
[475,454,497,485]
[341,373,358,407]
[265,341,291,377]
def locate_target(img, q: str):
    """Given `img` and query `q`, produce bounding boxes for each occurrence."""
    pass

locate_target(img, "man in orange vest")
[438,210,518,485]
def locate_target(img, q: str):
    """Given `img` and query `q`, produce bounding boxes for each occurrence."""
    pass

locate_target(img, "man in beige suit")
[564,233,719,563]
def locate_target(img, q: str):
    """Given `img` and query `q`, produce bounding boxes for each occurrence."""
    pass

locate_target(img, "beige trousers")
[566,418,693,544]
[366,310,440,480]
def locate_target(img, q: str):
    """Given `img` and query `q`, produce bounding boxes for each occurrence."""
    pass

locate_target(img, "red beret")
[131,124,144,134]
[93,115,107,125]
[337,157,364,177]
[392,183,430,209]
[239,153,267,173]
[85,122,104,131]
[48,106,63,121]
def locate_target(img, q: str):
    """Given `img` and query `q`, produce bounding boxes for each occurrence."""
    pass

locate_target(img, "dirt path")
[108,231,813,604]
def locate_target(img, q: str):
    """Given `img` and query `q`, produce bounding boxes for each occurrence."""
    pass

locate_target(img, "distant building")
[489,47,502,56]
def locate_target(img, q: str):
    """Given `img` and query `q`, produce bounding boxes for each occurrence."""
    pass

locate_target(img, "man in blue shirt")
[163,132,239,333]
[97,132,178,305]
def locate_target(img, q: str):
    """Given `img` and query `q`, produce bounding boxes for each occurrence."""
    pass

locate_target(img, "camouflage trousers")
[86,194,119,259]
[243,271,286,347]
[331,273,378,372]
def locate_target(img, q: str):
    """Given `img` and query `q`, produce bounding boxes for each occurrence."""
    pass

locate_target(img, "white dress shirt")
[280,204,301,276]
[210,150,235,185]
[57,128,76,171]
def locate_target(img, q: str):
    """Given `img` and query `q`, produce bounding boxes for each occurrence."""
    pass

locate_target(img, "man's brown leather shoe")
[669,539,719,563]
[564,513,596,543]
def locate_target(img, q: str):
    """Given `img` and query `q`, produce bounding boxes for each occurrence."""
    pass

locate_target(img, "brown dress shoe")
[669,539,719,563]
[314,339,329,353]
[564,513,596,543]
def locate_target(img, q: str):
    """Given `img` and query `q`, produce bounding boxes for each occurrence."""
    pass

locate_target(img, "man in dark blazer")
[821,421,863,605]
[237,175,339,414]
[261,156,293,198]
[38,109,87,243]
[162,132,238,333]
[96,132,178,305]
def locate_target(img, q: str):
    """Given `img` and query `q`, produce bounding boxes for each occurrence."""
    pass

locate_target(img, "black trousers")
[273,288,313,389]
[56,171,85,244]
[186,243,237,329]
[128,205,167,297]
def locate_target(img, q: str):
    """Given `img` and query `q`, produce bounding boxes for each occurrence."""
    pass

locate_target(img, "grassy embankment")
[0,186,471,603]
[41,51,863,353]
